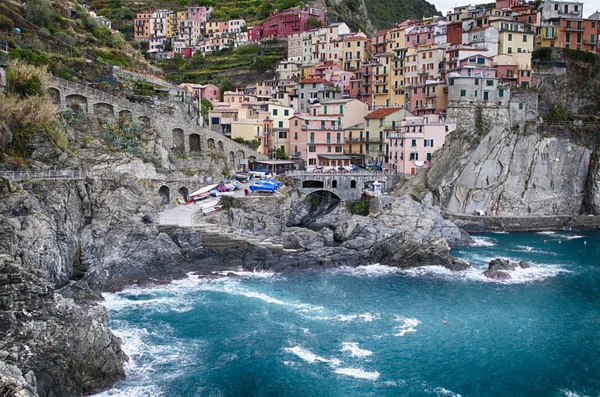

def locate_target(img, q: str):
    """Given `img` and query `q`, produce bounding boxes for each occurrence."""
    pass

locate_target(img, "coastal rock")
[483,258,531,279]
[0,255,126,396]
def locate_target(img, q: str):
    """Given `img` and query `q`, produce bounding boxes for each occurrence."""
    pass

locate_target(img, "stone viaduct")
[287,172,402,201]
[45,76,267,171]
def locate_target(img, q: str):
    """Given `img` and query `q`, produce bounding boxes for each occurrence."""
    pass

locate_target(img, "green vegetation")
[546,104,573,122]
[362,0,438,29]
[346,197,370,215]
[158,42,286,85]
[233,137,260,151]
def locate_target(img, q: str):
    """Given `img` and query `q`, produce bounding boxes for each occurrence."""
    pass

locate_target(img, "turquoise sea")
[96,230,600,397]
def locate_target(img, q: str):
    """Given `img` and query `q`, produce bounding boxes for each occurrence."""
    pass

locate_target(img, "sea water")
[96,231,600,397]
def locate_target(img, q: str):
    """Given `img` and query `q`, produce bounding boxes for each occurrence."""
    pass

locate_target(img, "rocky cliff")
[401,52,600,217]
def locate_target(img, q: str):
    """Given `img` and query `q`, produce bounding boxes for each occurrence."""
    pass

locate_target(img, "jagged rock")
[483,258,530,279]
[0,255,126,396]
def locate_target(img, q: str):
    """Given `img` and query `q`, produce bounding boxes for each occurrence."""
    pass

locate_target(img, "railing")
[286,170,397,176]
[0,170,206,183]
[346,137,365,142]
[308,140,346,144]
[301,125,344,130]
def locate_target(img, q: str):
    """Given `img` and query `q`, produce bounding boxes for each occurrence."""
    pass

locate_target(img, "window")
[379,119,384,127]
[566,33,571,43]
[340,105,344,114]
[310,132,314,142]
[499,89,504,97]
[301,83,305,89]
[294,120,298,126]
[508,33,512,41]
[411,139,417,147]
[309,158,316,165]
[312,83,316,88]
[508,47,512,53]
[424,139,434,147]
[519,103,524,110]
[477,57,485,64]
[323,105,327,114]
[272,108,278,116]
[427,152,432,161]
[410,152,418,160]
[475,79,479,85]
[486,80,494,86]
[460,89,466,97]
[366,119,370,127]
[450,79,455,86]
[475,90,478,97]
[294,132,298,139]
[523,35,527,42]
[335,146,342,153]
[284,109,289,116]
[300,93,305,99]
[327,146,331,152]
[309,145,316,152]
[278,121,283,128]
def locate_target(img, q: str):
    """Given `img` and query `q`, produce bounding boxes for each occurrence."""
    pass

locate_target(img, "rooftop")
[364,107,404,119]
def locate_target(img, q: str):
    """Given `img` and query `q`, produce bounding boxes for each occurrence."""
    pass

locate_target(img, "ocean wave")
[470,236,497,247]
[394,316,420,336]
[433,386,463,397]
[213,269,278,278]
[333,367,380,381]
[283,346,340,366]
[240,291,286,305]
[337,313,380,322]
[94,384,165,397]
[340,342,373,358]
[333,264,403,277]
[537,231,557,235]
[561,390,590,397]
[400,262,570,284]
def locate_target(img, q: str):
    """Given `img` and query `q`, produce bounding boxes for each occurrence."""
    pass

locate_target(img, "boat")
[210,189,235,197]
[233,173,250,183]
[197,198,220,210]
[254,180,281,189]
[249,184,277,193]
[203,204,223,216]
[189,184,218,199]
[230,180,243,190]
[249,170,272,179]
[225,183,236,191]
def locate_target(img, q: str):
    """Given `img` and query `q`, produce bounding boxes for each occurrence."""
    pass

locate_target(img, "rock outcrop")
[483,258,530,280]
[0,255,126,396]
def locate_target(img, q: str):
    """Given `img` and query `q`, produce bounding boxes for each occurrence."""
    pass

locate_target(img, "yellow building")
[372,53,392,108]
[344,123,366,164]
[341,35,372,71]
[389,26,408,108]
[206,21,220,37]
[491,20,535,55]
[268,104,294,155]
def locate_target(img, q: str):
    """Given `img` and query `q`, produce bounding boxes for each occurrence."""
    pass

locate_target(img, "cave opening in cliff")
[299,190,341,227]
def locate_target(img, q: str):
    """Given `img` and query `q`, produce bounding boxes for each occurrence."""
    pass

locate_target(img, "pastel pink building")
[252,7,327,41]
[187,84,220,102]
[185,6,208,23]
[405,24,435,49]
[387,114,456,175]
[289,115,350,168]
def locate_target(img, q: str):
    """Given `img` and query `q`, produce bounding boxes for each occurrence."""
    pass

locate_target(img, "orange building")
[134,11,152,40]
[558,18,597,52]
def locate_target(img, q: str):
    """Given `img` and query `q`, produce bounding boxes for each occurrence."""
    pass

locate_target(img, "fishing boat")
[189,184,218,200]
[203,204,223,216]
[230,180,243,190]
[249,184,277,193]
[233,173,250,183]
[210,189,235,197]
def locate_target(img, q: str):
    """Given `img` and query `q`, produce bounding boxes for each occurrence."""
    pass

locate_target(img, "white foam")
[470,236,497,247]
[561,390,590,397]
[336,313,380,322]
[537,231,557,235]
[213,269,277,278]
[340,342,373,358]
[94,384,165,396]
[240,291,286,305]
[394,316,421,336]
[283,346,340,366]
[556,234,584,240]
[399,260,570,284]
[334,367,380,380]
[433,386,463,396]
[334,264,403,277]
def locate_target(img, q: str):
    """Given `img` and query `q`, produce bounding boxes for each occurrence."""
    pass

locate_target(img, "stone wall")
[291,173,402,201]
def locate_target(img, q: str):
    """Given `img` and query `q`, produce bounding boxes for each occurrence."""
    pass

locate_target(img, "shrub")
[6,61,48,97]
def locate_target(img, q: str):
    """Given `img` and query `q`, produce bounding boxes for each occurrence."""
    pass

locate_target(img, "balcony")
[308,139,346,144]
[301,125,344,130]
[367,137,384,143]
[346,137,366,142]
[564,25,584,31]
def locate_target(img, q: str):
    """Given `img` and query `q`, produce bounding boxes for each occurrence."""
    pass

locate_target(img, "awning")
[317,154,353,160]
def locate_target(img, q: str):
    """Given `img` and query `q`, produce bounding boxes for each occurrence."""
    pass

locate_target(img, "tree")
[270,148,288,160]
[219,79,235,100]
[308,17,323,29]
[200,98,213,123]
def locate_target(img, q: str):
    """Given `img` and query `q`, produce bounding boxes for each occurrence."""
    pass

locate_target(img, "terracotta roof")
[364,107,403,119]
[299,78,334,85]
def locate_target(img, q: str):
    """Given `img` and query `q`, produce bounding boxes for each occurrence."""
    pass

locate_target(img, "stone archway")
[331,180,337,188]
[302,180,324,188]
[248,156,256,163]
[218,141,224,151]
[172,128,185,155]
[65,94,88,112]
[189,133,201,153]
[207,138,216,150]
[236,150,245,160]
[138,116,150,127]
[178,187,189,201]
[119,110,133,122]
[229,151,235,164]
[47,87,60,105]
[158,185,170,204]
[93,102,114,116]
